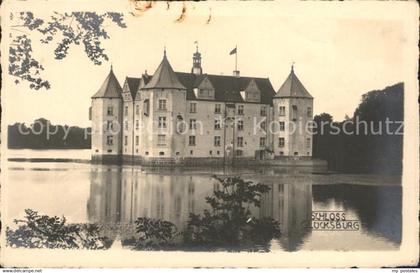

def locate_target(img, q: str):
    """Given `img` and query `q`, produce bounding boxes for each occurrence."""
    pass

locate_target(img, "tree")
[9,12,126,90]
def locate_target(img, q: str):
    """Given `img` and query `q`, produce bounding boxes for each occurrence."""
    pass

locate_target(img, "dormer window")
[243,79,261,102]
[195,78,215,100]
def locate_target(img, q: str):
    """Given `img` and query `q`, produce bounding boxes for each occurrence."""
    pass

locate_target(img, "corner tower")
[91,66,123,163]
[273,65,313,157]
[138,49,187,160]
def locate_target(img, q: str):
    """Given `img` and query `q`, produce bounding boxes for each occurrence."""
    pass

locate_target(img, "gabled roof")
[143,53,186,90]
[125,77,141,99]
[275,67,312,99]
[175,72,276,105]
[92,68,123,99]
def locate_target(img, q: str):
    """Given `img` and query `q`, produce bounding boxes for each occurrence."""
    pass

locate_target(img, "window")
[279,137,285,148]
[124,135,128,146]
[237,137,243,147]
[260,137,266,147]
[144,99,150,116]
[158,117,167,128]
[307,107,312,118]
[237,120,244,131]
[135,120,139,130]
[135,105,140,115]
[190,150,193,155]
[136,136,139,146]
[214,119,221,130]
[306,138,311,148]
[159,151,165,156]
[124,106,128,116]
[158,134,166,146]
[107,106,113,116]
[217,151,220,155]
[260,106,266,116]
[237,105,244,115]
[279,121,285,131]
[190,103,197,113]
[279,106,286,116]
[189,119,196,130]
[214,136,221,146]
[158,99,167,110]
[106,135,113,146]
[209,150,213,155]
[106,120,113,131]
[292,105,298,121]
[125,121,128,130]
[236,150,243,156]
[145,151,149,155]
[215,104,221,114]
[189,136,196,146]
[261,121,266,131]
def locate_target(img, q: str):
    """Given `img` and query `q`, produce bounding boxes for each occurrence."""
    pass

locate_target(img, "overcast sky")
[4,1,414,127]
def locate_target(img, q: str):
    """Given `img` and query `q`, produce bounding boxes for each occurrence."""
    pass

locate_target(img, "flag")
[229,47,237,55]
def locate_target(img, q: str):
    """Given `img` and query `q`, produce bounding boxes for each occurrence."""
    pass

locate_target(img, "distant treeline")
[8,118,91,149]
[313,83,404,174]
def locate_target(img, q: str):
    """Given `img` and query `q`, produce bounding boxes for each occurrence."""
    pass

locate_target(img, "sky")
[3,1,415,127]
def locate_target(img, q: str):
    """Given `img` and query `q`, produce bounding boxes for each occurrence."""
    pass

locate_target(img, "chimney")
[233,70,240,78]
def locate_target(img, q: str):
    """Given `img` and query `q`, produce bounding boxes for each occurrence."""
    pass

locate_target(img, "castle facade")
[90,48,314,165]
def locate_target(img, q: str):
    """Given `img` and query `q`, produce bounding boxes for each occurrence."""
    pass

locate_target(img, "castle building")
[91,48,314,165]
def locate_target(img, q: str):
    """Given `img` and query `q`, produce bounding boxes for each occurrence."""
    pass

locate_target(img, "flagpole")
[235,45,237,72]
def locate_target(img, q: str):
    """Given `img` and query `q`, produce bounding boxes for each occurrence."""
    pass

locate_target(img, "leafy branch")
[9,12,127,90]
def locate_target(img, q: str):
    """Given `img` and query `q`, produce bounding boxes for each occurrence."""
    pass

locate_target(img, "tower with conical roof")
[91,66,123,163]
[136,49,187,160]
[273,65,313,157]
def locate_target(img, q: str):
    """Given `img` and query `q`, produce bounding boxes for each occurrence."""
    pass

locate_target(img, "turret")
[191,44,203,75]
[139,49,187,158]
[91,66,123,163]
[273,65,313,157]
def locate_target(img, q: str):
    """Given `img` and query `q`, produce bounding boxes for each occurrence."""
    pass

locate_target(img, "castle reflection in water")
[87,165,401,251]
[87,165,313,251]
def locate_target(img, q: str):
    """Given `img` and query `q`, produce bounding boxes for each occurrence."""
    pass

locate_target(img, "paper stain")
[206,8,212,24]
[129,0,153,17]
[175,2,187,23]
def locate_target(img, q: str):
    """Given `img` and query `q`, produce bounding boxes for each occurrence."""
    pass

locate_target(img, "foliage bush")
[6,209,110,249]
[133,217,179,250]
[184,176,281,249]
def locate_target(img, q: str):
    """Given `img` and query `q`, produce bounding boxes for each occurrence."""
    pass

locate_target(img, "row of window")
[114,118,287,132]
[110,104,312,119]
[113,135,310,150]
[278,106,312,118]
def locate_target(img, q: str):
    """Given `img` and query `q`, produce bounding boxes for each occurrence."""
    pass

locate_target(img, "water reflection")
[87,165,314,251]
[82,165,403,251]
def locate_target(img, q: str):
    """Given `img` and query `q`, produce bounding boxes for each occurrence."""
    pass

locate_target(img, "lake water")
[5,149,402,251]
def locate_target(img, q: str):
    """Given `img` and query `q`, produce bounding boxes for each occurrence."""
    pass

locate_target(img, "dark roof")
[143,53,186,90]
[92,68,123,99]
[175,72,276,105]
[275,68,312,99]
[125,77,141,99]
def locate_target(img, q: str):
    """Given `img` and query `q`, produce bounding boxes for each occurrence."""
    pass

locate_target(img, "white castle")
[90,48,314,165]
